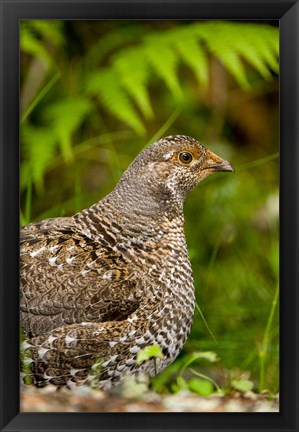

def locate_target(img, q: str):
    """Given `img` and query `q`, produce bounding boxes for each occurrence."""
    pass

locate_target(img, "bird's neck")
[104,176,185,222]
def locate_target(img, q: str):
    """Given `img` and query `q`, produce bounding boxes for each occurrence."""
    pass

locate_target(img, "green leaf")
[21,125,58,194]
[175,36,209,88]
[20,26,51,67]
[114,48,154,119]
[229,25,272,80]
[136,345,164,365]
[192,351,219,363]
[176,376,188,390]
[193,21,279,88]
[171,376,189,393]
[86,70,146,135]
[180,352,219,376]
[20,21,63,67]
[231,379,254,392]
[188,378,214,396]
[144,37,183,100]
[84,26,146,69]
[83,22,278,130]
[44,97,93,161]
[28,20,64,46]
[210,41,250,90]
[255,27,279,74]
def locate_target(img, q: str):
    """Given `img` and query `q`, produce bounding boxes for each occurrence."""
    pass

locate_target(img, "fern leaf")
[86,70,146,135]
[20,21,63,66]
[174,35,209,88]
[20,26,51,67]
[21,125,58,194]
[84,27,144,69]
[228,24,273,80]
[197,23,250,89]
[85,22,278,128]
[114,48,153,119]
[210,44,250,89]
[44,97,93,161]
[27,20,64,46]
[255,26,279,74]
[193,21,279,87]
[144,36,183,100]
[264,26,279,56]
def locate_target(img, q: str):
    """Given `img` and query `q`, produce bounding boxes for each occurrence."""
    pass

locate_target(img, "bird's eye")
[179,152,193,164]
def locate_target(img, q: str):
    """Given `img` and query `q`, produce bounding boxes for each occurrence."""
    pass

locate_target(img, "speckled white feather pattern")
[20,135,233,389]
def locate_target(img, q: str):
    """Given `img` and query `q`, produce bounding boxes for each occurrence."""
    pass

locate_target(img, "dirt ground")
[20,384,279,413]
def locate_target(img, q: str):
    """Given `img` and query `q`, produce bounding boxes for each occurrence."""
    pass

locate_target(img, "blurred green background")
[20,20,279,395]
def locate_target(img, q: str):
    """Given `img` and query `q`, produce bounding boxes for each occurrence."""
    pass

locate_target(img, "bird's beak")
[202,149,234,173]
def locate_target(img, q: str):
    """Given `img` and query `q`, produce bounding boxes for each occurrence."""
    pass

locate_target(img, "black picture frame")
[0,1,298,431]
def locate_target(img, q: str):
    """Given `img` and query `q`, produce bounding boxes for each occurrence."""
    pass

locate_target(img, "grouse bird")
[20,135,233,390]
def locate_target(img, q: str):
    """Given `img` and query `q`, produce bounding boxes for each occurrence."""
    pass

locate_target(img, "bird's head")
[111,135,234,216]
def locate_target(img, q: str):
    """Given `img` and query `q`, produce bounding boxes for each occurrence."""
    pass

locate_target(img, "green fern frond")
[20,26,51,67]
[27,20,64,46]
[144,36,183,100]
[86,70,146,135]
[87,22,278,130]
[226,24,273,80]
[21,125,58,194]
[264,26,279,57]
[197,23,250,89]
[174,35,209,88]
[20,21,63,67]
[84,28,143,70]
[113,48,153,119]
[21,21,279,139]
[253,26,279,74]
[83,22,278,133]
[44,97,93,161]
[193,22,279,86]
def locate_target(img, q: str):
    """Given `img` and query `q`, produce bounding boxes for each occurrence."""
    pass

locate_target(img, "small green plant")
[136,344,164,376]
[231,378,254,392]
[20,330,33,385]
[188,378,214,397]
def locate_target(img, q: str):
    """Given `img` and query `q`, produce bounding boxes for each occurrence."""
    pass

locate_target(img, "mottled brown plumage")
[20,135,233,389]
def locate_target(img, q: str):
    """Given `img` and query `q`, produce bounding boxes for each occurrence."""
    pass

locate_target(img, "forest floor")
[20,384,279,413]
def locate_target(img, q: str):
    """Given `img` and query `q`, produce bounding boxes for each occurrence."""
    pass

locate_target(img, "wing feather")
[20,220,144,337]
